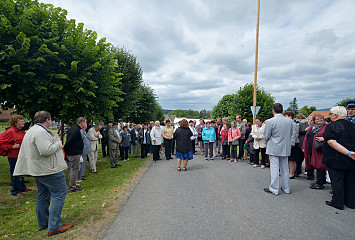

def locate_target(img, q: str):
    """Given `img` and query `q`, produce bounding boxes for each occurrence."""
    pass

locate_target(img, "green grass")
[0,122,8,131]
[0,147,148,239]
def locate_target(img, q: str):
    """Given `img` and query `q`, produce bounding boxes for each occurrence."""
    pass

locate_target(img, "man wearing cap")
[345,100,355,124]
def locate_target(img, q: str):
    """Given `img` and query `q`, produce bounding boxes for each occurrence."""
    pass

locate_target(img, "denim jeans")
[8,158,27,195]
[35,172,68,231]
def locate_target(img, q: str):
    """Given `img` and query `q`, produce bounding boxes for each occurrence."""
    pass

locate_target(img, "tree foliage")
[336,97,355,107]
[111,47,143,121]
[299,105,317,116]
[130,84,164,123]
[211,94,235,119]
[287,97,299,114]
[0,0,122,122]
[213,83,275,122]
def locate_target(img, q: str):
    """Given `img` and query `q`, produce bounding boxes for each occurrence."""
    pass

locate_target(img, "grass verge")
[0,147,150,239]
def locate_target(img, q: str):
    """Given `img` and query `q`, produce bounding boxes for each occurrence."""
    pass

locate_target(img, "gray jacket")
[81,129,91,156]
[236,121,246,139]
[264,114,294,157]
[108,127,121,148]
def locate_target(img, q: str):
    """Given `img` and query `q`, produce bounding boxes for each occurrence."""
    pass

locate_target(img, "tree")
[287,97,299,114]
[0,0,122,123]
[185,109,200,118]
[111,47,143,121]
[336,97,355,107]
[199,109,211,119]
[168,109,186,117]
[211,94,235,119]
[299,105,317,116]
[228,83,275,122]
[130,84,163,123]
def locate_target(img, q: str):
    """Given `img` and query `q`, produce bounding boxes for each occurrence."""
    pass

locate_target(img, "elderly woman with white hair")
[322,106,355,210]
[150,121,162,162]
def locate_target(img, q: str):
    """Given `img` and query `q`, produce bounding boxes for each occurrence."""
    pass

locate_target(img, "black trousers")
[153,145,160,161]
[172,138,175,154]
[238,139,246,158]
[141,144,149,158]
[222,145,230,158]
[101,141,109,157]
[316,169,326,186]
[164,139,173,159]
[328,167,355,209]
[294,144,304,175]
[254,148,266,165]
[191,140,196,154]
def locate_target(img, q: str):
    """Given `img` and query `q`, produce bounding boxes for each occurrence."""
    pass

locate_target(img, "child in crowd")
[246,134,255,165]
[228,121,241,162]
[220,123,230,160]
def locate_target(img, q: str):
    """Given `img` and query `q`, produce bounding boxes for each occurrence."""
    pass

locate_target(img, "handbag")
[230,128,239,146]
[314,131,324,152]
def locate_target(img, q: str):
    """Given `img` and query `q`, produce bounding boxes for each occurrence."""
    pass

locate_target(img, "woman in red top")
[0,115,30,196]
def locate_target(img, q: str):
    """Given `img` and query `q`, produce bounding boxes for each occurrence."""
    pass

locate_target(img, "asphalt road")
[103,152,355,240]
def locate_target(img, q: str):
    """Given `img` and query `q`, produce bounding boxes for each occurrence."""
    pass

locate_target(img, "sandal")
[177,167,181,171]
[309,183,324,189]
[183,167,187,171]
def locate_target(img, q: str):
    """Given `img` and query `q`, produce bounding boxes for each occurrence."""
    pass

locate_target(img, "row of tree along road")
[0,0,164,125]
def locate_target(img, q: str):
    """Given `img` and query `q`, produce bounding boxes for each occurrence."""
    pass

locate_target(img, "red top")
[221,128,229,145]
[0,126,26,158]
[302,125,327,171]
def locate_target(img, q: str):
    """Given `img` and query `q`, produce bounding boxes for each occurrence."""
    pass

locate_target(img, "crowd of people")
[0,100,354,235]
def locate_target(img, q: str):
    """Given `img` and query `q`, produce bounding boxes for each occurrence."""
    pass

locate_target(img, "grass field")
[0,147,149,239]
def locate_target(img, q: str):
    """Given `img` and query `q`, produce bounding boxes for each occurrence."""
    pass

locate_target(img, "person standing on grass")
[13,111,73,236]
[63,117,87,193]
[263,103,294,195]
[108,122,121,168]
[130,124,141,158]
[0,115,31,197]
[79,122,91,180]
[174,119,193,171]
[87,124,103,173]
[139,123,151,158]
[120,126,130,161]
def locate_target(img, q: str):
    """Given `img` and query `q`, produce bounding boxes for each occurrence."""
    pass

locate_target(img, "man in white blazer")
[263,103,294,195]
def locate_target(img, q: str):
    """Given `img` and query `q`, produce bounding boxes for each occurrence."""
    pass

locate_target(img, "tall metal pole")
[253,0,260,108]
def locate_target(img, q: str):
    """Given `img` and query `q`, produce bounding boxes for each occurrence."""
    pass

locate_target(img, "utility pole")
[251,0,261,123]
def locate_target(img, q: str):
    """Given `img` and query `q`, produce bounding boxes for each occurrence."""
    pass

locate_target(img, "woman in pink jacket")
[228,121,241,162]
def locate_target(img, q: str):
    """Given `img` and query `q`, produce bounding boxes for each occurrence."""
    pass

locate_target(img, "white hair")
[330,106,347,119]
[155,121,160,125]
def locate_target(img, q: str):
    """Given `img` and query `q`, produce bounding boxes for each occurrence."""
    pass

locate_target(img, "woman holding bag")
[228,121,241,163]
[302,113,327,190]
[0,115,31,196]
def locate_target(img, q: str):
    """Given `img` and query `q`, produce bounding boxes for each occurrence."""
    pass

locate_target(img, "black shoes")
[325,201,344,210]
[264,188,277,196]
[116,164,122,166]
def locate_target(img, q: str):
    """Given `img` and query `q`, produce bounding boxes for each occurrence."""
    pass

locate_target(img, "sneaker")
[229,159,233,162]
[234,160,237,163]
[76,179,82,183]
[252,164,260,168]
[205,158,209,160]
[69,188,84,193]
[127,158,130,161]
[261,165,266,169]
[123,159,127,161]
[210,157,214,160]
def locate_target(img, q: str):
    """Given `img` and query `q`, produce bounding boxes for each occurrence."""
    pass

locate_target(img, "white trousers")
[268,155,290,194]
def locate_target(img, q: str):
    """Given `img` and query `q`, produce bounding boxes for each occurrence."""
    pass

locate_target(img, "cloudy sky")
[43,0,355,111]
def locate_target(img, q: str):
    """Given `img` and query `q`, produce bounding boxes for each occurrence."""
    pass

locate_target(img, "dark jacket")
[130,129,139,145]
[174,127,193,153]
[100,126,109,143]
[64,123,84,156]
[139,129,151,145]
[120,132,130,148]
[298,122,309,149]
[322,119,355,169]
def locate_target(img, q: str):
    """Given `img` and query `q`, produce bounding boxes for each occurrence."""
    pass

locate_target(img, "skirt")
[175,151,193,160]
